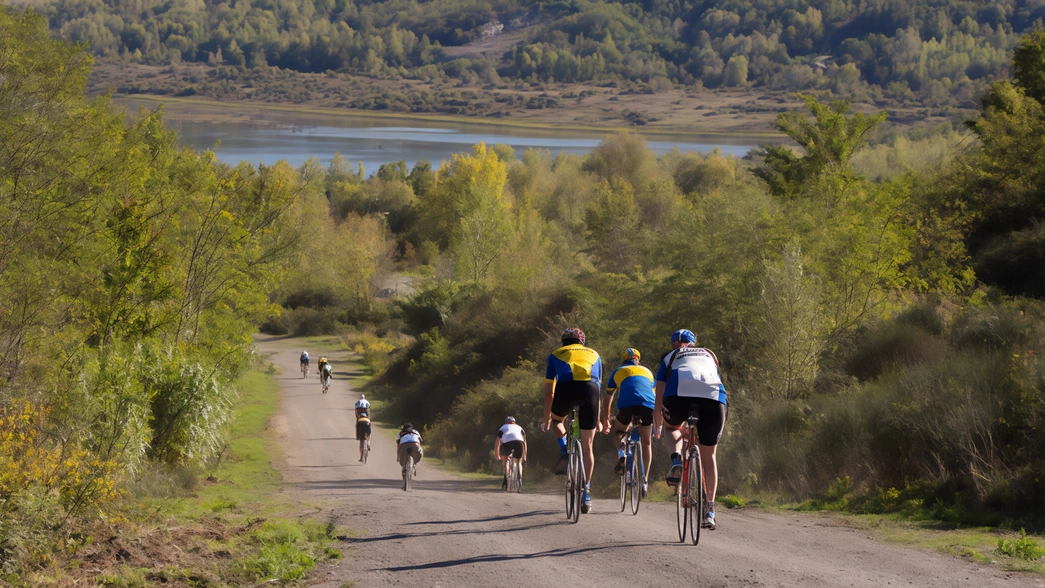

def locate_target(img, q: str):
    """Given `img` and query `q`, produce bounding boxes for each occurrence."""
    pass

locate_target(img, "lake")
[120,99,771,173]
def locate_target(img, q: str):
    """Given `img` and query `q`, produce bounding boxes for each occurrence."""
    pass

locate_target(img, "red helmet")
[561,328,586,345]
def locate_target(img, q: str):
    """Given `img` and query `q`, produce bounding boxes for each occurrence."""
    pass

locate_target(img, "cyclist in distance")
[494,416,527,490]
[543,327,603,514]
[396,422,423,472]
[318,356,332,384]
[355,394,371,462]
[601,348,656,496]
[300,350,310,377]
[653,329,727,530]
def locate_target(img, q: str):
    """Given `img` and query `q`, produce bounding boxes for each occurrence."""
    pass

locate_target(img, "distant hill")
[22,0,1036,106]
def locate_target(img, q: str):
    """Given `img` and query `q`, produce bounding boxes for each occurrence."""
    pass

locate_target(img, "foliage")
[997,529,1044,561]
[24,0,1035,105]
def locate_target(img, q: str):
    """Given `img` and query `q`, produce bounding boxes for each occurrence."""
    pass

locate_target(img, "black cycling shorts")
[661,396,726,446]
[356,420,371,440]
[399,442,422,466]
[615,405,654,427]
[551,380,600,430]
[499,440,524,459]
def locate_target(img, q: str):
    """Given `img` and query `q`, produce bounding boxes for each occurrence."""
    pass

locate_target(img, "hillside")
[24,0,1033,109]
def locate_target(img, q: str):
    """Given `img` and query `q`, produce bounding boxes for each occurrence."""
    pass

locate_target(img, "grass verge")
[22,363,342,587]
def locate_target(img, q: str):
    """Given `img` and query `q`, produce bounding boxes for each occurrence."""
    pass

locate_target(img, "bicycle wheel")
[361,440,369,464]
[564,449,576,520]
[619,450,628,512]
[675,472,687,542]
[629,442,641,515]
[510,458,522,493]
[689,450,703,545]
[569,439,582,523]
[403,456,413,491]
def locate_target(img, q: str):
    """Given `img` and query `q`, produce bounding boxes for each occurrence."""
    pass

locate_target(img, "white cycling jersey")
[355,398,370,409]
[498,423,525,443]
[398,432,420,444]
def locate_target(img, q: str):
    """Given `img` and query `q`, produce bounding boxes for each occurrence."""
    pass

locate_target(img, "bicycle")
[400,449,417,491]
[675,410,707,545]
[359,434,370,464]
[321,371,331,393]
[504,450,523,493]
[300,362,309,378]
[561,402,584,523]
[618,414,644,515]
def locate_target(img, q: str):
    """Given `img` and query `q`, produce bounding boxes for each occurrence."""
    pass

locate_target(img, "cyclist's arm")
[493,435,502,459]
[602,388,617,432]
[521,432,528,461]
[542,380,554,429]
[653,381,666,431]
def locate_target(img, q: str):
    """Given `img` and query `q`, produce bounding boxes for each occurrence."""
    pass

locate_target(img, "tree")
[755,94,886,201]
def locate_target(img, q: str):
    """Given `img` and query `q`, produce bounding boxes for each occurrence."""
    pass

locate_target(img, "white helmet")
[360,394,365,399]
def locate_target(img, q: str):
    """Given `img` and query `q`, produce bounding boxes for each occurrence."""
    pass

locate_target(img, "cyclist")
[494,416,527,490]
[300,350,310,377]
[396,422,423,474]
[318,357,332,387]
[601,348,655,497]
[653,328,727,530]
[542,327,603,514]
[355,395,372,462]
[355,394,370,417]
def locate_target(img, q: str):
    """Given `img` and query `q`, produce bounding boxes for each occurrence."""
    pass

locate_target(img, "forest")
[29,0,1043,106]
[5,1,1045,581]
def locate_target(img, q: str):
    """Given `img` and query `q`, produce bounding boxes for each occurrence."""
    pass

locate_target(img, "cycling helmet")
[621,348,641,362]
[561,327,586,345]
[505,416,516,424]
[671,329,696,344]
[359,394,365,399]
[402,422,414,431]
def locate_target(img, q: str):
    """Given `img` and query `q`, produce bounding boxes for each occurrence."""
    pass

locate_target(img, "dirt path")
[258,335,1041,587]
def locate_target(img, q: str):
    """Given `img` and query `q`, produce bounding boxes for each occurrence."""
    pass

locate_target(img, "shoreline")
[114,93,787,140]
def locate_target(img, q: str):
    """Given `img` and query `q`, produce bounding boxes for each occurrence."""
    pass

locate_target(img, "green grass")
[96,362,343,585]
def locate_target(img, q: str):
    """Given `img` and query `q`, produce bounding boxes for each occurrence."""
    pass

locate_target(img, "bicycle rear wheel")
[402,456,413,491]
[629,443,641,515]
[569,440,582,523]
[564,450,576,520]
[689,451,703,545]
[510,458,522,493]
[361,439,369,464]
[675,473,687,542]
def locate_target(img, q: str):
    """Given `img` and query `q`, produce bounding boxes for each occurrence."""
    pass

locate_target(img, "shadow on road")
[375,541,665,571]
[404,510,556,526]
[342,518,562,544]
[299,477,500,494]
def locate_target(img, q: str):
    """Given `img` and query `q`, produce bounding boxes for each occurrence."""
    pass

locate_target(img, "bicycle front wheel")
[629,444,641,515]
[689,451,703,545]
[619,452,628,512]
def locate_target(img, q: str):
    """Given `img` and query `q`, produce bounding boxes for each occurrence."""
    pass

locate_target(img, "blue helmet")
[671,329,696,344]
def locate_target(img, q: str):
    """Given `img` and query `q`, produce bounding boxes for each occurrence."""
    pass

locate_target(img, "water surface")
[124,100,767,172]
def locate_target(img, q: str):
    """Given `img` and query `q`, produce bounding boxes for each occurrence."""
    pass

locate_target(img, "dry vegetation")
[88,60,956,135]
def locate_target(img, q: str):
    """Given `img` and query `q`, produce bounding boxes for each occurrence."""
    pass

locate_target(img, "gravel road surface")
[259,335,1042,587]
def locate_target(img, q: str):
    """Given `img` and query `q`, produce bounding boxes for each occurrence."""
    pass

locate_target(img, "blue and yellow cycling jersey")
[607,361,655,409]
[545,344,603,386]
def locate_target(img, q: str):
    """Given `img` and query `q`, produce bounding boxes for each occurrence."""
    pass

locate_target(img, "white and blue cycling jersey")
[656,347,727,404]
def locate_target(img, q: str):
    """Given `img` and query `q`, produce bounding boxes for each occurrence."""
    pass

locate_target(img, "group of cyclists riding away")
[542,327,726,530]
[300,350,334,392]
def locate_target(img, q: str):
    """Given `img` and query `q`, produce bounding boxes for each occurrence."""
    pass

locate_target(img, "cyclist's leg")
[639,423,653,481]
[694,398,726,504]
[576,380,601,485]
[610,416,629,474]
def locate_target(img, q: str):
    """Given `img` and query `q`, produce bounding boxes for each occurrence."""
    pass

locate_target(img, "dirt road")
[260,335,1041,587]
